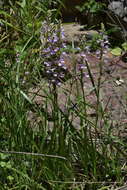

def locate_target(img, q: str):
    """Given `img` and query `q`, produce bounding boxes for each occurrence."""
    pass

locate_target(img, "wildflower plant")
[40,14,70,86]
[75,31,110,83]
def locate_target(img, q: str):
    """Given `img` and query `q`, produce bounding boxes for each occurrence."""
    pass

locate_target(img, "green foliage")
[110,42,127,56]
[76,0,105,14]
[0,1,126,189]
[122,42,127,51]
[110,47,122,56]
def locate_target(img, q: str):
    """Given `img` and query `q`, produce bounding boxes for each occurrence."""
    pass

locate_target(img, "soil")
[63,23,127,136]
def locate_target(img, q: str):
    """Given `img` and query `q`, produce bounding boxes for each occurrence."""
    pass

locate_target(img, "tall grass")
[0,0,127,189]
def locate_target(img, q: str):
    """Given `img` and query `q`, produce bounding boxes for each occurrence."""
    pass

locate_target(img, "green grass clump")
[0,1,127,189]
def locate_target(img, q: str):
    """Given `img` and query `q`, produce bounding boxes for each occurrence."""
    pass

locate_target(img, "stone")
[108,0,127,23]
[108,1,125,17]
[63,23,98,44]
[104,1,127,40]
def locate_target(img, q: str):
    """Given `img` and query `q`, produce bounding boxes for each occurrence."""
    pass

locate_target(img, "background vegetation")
[0,0,127,189]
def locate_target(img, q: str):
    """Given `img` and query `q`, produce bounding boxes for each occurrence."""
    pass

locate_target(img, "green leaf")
[110,47,122,56]
[6,162,12,169]
[0,161,6,167]
[7,176,14,181]
[19,90,32,104]
[0,153,9,160]
[122,42,127,51]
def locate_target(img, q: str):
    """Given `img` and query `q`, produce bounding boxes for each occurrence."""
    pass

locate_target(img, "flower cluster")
[95,32,110,63]
[96,33,110,53]
[40,18,69,86]
[76,32,110,78]
[81,32,110,62]
[80,32,110,57]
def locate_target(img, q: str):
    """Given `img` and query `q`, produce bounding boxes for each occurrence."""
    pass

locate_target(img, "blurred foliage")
[76,0,106,14]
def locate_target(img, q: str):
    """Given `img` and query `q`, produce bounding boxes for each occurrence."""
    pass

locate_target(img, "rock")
[63,23,98,44]
[108,0,127,23]
[86,0,127,41]
[108,1,125,18]
[103,0,127,41]
[0,0,3,6]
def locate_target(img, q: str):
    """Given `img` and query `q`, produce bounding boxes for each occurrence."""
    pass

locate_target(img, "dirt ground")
[63,23,127,135]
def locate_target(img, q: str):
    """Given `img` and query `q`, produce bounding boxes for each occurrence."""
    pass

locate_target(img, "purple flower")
[53,73,58,77]
[56,82,61,86]
[61,52,67,56]
[24,71,30,75]
[96,50,101,55]
[59,73,65,78]
[62,43,66,48]
[53,35,58,43]
[78,64,86,70]
[80,52,86,58]
[54,47,59,52]
[61,33,65,40]
[43,47,50,53]
[44,62,51,66]
[50,50,56,55]
[46,70,51,74]
[40,20,69,85]
[62,65,67,70]
[58,63,63,67]
[59,58,65,64]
